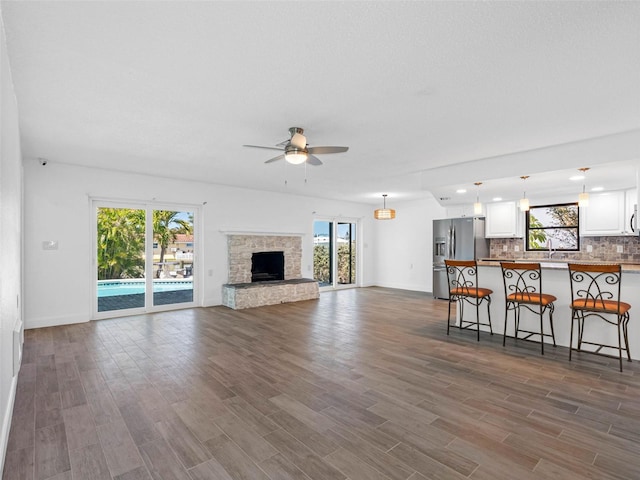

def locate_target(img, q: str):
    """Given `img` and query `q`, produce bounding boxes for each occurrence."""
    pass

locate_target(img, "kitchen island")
[456,260,640,361]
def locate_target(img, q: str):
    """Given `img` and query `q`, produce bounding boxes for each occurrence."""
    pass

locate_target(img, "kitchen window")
[526,202,580,251]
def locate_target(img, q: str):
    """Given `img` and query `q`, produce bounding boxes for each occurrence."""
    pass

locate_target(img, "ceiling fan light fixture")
[374,194,396,220]
[284,149,308,165]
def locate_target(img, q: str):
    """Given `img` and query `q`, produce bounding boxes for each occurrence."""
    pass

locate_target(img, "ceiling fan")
[243,127,348,166]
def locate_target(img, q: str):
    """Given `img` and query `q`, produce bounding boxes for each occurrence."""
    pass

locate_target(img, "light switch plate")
[617,245,624,253]
[586,245,593,253]
[42,240,58,250]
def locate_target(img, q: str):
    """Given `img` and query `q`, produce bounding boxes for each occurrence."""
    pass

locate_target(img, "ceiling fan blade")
[264,154,285,164]
[306,146,349,154]
[306,155,323,166]
[243,144,285,152]
[290,132,307,149]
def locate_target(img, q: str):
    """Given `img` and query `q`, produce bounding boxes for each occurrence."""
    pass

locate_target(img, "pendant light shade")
[578,191,589,207]
[374,194,396,220]
[577,167,590,207]
[519,175,530,212]
[473,182,483,215]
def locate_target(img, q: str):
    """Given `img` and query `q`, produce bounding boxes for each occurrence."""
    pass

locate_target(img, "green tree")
[153,210,193,277]
[313,241,356,285]
[547,205,579,247]
[97,208,145,280]
[337,242,356,284]
[528,213,547,249]
[314,244,330,284]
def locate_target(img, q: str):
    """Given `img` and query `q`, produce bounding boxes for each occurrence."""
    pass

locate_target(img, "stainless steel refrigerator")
[433,217,489,299]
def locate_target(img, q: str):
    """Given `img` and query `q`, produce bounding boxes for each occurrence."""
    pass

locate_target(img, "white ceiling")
[2,1,639,205]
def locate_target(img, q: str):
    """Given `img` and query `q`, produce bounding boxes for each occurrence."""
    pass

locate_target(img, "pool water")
[98,280,193,297]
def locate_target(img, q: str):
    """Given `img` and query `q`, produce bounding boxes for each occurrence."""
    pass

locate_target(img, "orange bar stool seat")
[445,260,493,341]
[568,263,631,372]
[500,262,557,355]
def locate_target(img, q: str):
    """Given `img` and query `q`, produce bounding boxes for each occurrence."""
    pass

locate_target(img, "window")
[526,203,579,251]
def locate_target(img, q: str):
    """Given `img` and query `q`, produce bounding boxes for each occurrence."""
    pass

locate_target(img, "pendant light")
[577,167,590,207]
[519,175,530,212]
[374,194,396,220]
[473,182,483,215]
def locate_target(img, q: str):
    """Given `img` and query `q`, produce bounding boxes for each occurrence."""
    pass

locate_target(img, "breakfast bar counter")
[459,260,640,361]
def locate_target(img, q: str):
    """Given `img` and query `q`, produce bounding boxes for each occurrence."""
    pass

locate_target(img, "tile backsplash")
[489,236,640,263]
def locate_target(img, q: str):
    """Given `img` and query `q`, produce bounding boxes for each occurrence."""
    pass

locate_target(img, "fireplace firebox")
[251,251,285,282]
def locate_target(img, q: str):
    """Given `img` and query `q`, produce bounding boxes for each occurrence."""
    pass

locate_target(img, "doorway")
[94,201,197,317]
[313,219,358,290]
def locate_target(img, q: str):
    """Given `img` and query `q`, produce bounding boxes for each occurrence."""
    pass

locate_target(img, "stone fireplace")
[222,234,319,309]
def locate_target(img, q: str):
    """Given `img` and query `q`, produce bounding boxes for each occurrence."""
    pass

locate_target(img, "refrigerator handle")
[448,226,453,258]
[452,225,456,258]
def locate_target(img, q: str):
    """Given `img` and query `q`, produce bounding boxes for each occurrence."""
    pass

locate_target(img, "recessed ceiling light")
[456,189,467,194]
[591,186,604,192]
[492,197,502,202]
[569,175,585,181]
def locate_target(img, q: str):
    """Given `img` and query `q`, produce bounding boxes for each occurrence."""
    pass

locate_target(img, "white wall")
[23,160,377,328]
[373,196,445,292]
[0,11,23,473]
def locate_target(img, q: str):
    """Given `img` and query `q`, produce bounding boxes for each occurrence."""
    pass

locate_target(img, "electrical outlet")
[502,245,508,252]
[617,245,624,253]
[514,245,520,252]
[586,245,593,253]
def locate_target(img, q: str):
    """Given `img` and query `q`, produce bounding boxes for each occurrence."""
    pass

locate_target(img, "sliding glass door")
[95,202,196,317]
[313,219,358,290]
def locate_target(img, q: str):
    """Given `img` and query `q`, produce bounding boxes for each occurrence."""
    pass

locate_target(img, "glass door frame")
[313,216,361,292]
[92,199,201,319]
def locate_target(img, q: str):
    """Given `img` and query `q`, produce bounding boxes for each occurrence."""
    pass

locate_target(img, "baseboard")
[370,282,430,293]
[25,313,89,330]
[0,374,18,475]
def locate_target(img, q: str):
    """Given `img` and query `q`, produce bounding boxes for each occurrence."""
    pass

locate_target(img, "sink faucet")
[547,239,555,259]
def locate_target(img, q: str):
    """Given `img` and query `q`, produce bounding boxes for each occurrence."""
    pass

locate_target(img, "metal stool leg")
[539,305,544,355]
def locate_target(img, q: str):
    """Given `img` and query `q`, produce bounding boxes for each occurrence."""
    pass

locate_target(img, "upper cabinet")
[445,204,478,218]
[580,190,636,236]
[485,201,522,238]
[624,188,637,235]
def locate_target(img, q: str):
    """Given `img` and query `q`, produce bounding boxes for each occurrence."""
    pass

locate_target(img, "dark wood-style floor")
[3,287,640,480]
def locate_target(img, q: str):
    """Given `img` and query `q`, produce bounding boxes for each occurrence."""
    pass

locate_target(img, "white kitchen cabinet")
[485,201,522,238]
[624,188,637,235]
[445,204,478,218]
[580,191,625,236]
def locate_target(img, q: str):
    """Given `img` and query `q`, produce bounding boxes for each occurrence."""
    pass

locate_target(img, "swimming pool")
[97,280,193,297]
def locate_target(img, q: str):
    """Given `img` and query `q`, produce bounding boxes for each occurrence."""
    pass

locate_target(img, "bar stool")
[500,262,557,355]
[445,260,493,341]
[568,263,631,372]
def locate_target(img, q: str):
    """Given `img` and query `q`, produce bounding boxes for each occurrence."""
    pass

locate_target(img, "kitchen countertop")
[477,258,640,273]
